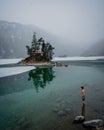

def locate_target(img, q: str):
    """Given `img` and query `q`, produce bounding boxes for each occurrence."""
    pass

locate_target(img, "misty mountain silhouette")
[82,40,104,56]
[0,20,74,58]
[0,20,104,58]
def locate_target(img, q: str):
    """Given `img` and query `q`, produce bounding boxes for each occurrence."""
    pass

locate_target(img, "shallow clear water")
[0,61,104,130]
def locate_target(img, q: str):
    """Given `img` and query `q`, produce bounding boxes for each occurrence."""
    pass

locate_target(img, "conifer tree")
[26,32,54,61]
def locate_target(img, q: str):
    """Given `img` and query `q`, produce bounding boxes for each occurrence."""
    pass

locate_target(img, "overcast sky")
[0,0,104,44]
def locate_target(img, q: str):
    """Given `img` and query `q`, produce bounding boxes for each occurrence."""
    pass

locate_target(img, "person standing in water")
[81,86,85,104]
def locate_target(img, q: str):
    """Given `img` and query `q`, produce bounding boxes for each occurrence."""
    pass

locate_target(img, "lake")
[0,58,104,130]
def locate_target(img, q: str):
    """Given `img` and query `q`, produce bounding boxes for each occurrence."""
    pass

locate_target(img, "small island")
[19,32,67,67]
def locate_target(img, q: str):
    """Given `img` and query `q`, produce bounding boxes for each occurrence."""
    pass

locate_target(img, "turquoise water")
[0,62,104,130]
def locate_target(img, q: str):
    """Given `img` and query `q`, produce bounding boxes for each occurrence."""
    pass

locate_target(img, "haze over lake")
[0,0,104,54]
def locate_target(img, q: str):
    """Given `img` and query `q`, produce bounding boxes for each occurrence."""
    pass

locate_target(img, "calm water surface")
[0,61,104,130]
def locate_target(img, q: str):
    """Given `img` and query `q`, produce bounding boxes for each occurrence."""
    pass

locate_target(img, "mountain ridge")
[0,20,74,58]
[81,40,104,56]
[0,20,104,58]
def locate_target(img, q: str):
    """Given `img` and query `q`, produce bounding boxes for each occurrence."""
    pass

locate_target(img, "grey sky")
[0,0,104,43]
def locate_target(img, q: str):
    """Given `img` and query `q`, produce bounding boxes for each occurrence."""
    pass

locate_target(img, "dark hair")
[81,86,84,89]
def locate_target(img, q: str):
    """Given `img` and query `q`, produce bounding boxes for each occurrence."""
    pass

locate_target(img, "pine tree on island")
[25,32,55,62]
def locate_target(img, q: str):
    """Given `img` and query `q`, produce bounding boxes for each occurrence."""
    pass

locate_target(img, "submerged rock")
[20,120,31,129]
[64,108,72,114]
[73,115,85,123]
[83,119,104,128]
[53,107,59,113]
[53,106,72,117]
[57,110,67,117]
[17,117,27,125]
[52,100,73,117]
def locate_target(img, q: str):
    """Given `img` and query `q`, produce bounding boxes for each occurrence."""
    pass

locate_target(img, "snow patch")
[53,56,104,61]
[0,66,35,78]
[0,58,23,65]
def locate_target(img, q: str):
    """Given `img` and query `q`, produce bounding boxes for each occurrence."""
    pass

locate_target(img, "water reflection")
[28,67,55,92]
[82,103,86,117]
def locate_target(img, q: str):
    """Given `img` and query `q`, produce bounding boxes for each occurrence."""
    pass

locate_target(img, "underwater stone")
[53,108,59,113]
[83,119,104,128]
[6,127,12,130]
[74,116,85,123]
[20,120,31,129]
[64,108,72,114]
[57,110,67,117]
[17,117,26,125]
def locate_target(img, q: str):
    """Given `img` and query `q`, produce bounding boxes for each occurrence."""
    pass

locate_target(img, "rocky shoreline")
[18,59,68,67]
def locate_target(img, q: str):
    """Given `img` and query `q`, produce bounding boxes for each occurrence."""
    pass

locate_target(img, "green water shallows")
[0,64,104,130]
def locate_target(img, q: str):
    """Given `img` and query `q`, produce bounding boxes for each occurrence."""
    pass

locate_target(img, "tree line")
[26,32,55,61]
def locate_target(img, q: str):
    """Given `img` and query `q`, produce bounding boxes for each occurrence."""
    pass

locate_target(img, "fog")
[0,0,104,47]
